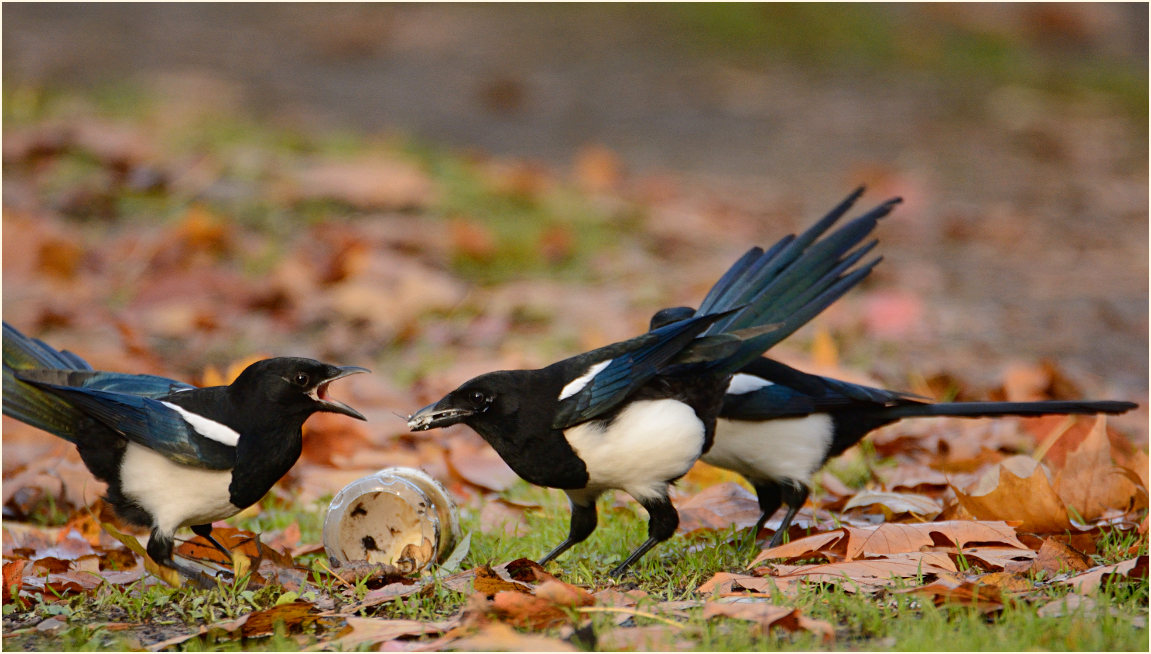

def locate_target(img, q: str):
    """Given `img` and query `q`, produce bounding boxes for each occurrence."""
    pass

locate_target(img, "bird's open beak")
[407,400,472,431]
[313,366,370,420]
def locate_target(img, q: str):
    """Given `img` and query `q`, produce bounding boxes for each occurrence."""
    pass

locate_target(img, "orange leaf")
[1053,416,1142,521]
[954,462,1073,533]
[1029,538,1092,576]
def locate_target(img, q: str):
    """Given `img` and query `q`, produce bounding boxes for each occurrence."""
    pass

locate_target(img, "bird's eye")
[469,390,487,405]
[293,372,310,387]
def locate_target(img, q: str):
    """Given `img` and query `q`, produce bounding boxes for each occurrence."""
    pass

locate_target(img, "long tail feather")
[882,400,1137,420]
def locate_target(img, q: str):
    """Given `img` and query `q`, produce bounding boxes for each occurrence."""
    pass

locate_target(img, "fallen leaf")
[902,576,1005,613]
[472,564,533,595]
[676,481,762,534]
[842,490,942,519]
[698,572,792,596]
[1057,555,1148,594]
[239,601,316,637]
[954,462,1074,533]
[703,599,835,642]
[445,621,576,652]
[752,521,1027,566]
[764,552,956,594]
[3,560,27,603]
[322,617,450,650]
[1053,416,1141,521]
[1029,538,1092,576]
[954,547,1037,572]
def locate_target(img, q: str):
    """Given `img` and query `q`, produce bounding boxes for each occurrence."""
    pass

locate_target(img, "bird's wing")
[551,312,732,429]
[721,357,924,420]
[688,190,900,376]
[12,373,236,470]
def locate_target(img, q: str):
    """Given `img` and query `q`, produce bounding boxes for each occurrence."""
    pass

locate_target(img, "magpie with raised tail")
[408,188,901,576]
[649,305,1139,550]
[2,322,369,582]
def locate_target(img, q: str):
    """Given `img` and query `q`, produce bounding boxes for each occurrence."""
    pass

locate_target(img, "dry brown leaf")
[703,599,835,642]
[1029,538,1092,576]
[239,601,316,638]
[842,490,942,519]
[750,531,844,565]
[954,461,1074,533]
[1057,555,1148,594]
[768,552,956,593]
[978,570,1033,593]
[698,572,792,596]
[322,617,450,650]
[472,564,533,595]
[880,463,951,492]
[487,590,573,630]
[676,481,762,534]
[534,579,595,608]
[1053,416,1142,521]
[3,560,27,603]
[446,621,577,652]
[902,575,1005,613]
[955,546,1037,571]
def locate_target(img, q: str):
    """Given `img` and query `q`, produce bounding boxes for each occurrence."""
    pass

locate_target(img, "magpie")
[650,305,1139,550]
[2,321,369,582]
[408,188,901,576]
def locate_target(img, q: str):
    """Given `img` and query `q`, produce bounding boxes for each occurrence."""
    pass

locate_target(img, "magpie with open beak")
[2,321,369,583]
[409,188,900,576]
[648,308,1138,550]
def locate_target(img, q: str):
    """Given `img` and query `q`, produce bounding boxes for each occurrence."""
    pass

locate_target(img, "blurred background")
[3,4,1147,433]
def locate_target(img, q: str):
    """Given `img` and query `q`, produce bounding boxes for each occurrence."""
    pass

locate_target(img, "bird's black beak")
[407,398,472,431]
[312,366,370,420]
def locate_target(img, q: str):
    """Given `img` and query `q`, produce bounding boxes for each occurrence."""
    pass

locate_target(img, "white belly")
[564,399,705,501]
[703,414,833,485]
[119,443,240,533]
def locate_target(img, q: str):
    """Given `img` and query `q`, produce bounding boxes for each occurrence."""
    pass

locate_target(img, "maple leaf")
[954,460,1074,533]
[1052,416,1144,521]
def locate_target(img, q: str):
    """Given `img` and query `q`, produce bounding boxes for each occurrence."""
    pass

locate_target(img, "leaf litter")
[2,108,1146,650]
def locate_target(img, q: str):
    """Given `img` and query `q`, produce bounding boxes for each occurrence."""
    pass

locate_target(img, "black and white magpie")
[2,321,369,581]
[408,188,901,576]
[649,305,1139,550]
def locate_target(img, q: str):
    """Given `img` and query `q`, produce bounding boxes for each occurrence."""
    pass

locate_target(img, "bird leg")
[191,523,233,560]
[539,496,598,566]
[146,528,219,589]
[751,482,783,546]
[608,495,678,578]
[766,483,810,550]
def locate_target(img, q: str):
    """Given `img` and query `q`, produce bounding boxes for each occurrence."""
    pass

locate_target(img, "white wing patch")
[726,373,773,395]
[558,360,612,400]
[161,401,241,447]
